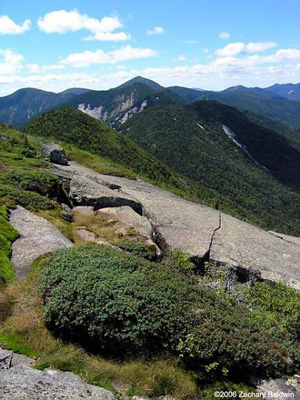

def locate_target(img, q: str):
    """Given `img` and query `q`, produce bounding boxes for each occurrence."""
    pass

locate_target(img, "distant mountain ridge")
[0,77,299,129]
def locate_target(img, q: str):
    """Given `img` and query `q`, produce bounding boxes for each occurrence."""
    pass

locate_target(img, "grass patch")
[0,205,19,286]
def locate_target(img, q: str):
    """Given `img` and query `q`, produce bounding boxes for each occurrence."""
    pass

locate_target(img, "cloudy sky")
[0,0,299,95]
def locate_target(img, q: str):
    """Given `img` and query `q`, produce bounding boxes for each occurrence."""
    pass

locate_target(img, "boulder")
[77,229,96,242]
[9,206,73,278]
[72,205,95,218]
[0,365,115,400]
[41,143,68,166]
[98,206,153,239]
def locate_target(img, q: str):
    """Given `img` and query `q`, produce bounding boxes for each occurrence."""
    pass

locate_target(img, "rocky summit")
[51,161,300,289]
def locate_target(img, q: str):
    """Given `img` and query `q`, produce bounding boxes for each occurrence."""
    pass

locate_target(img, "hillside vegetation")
[121,101,300,235]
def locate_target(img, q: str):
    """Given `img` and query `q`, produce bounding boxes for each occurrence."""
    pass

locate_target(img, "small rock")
[11,353,35,368]
[77,229,96,242]
[72,206,95,218]
[61,204,73,222]
[0,349,13,370]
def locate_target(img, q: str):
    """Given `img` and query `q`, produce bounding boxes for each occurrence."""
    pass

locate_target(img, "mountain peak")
[115,76,163,91]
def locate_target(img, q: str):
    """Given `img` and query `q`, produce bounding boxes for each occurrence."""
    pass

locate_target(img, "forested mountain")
[120,100,300,235]
[1,78,299,130]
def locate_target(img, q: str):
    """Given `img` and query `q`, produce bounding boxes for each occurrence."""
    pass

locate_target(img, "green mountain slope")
[0,88,90,129]
[191,88,300,128]
[120,101,300,235]
[22,106,196,196]
[266,83,300,101]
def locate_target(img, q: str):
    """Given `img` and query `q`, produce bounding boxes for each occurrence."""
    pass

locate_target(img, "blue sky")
[0,0,299,95]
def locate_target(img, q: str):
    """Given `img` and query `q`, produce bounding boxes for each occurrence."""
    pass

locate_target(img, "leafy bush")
[117,240,157,260]
[172,249,195,274]
[39,244,194,355]
[0,184,54,210]
[0,205,19,286]
[177,288,299,379]
[39,244,300,379]
[4,169,59,196]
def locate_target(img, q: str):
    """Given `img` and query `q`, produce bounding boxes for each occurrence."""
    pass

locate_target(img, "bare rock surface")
[51,162,220,259]
[210,214,300,290]
[98,206,153,240]
[9,206,73,278]
[0,365,115,400]
[69,175,142,214]
[73,205,95,217]
[269,230,300,247]
[51,161,300,288]
[11,353,35,368]
[256,376,300,399]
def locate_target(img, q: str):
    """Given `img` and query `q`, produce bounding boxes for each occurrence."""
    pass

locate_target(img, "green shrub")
[39,244,300,380]
[0,184,54,210]
[117,240,157,261]
[178,288,300,379]
[172,249,195,274]
[3,169,59,196]
[39,244,194,355]
[0,205,19,286]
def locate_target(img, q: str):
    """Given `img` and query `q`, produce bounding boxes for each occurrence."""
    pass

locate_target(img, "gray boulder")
[0,365,115,400]
[41,143,68,165]
[9,206,73,278]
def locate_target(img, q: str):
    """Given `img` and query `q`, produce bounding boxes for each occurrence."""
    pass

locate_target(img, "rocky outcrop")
[98,206,159,252]
[50,161,300,289]
[41,143,68,165]
[69,175,142,214]
[0,364,115,400]
[9,206,73,278]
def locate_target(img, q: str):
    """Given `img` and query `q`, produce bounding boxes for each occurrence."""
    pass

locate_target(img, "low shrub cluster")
[39,244,300,380]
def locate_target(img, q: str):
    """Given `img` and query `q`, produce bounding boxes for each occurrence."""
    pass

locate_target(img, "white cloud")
[219,31,230,39]
[216,41,277,56]
[1,46,300,96]
[173,55,186,62]
[0,49,23,75]
[61,46,158,67]
[182,40,198,44]
[37,9,131,41]
[147,26,165,35]
[0,15,31,34]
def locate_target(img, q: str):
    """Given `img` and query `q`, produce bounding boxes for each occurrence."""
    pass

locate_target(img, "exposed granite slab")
[211,214,300,289]
[51,162,220,259]
[51,161,300,288]
[9,206,73,278]
[0,365,115,400]
[269,231,300,247]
